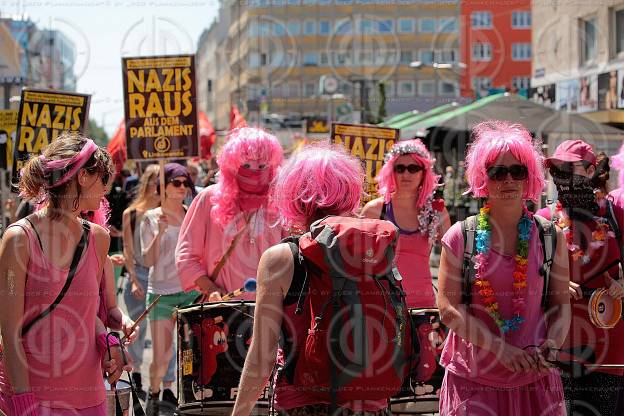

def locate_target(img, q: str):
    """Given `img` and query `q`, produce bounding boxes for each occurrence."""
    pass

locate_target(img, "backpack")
[287,216,412,405]
[461,215,556,309]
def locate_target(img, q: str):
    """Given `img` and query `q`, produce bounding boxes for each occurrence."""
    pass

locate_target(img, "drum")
[391,308,446,415]
[589,288,622,329]
[176,301,269,415]
[104,379,131,416]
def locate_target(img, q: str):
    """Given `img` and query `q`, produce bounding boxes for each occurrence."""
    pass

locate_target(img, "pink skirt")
[439,370,565,416]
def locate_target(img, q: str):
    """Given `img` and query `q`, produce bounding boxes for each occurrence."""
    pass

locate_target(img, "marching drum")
[391,308,446,415]
[104,379,131,416]
[589,288,622,329]
[176,301,269,415]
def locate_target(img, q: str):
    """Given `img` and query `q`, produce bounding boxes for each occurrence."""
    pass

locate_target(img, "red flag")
[230,105,247,130]
[198,111,216,160]
[107,120,127,175]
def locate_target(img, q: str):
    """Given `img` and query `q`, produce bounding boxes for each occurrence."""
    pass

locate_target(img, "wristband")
[10,392,39,416]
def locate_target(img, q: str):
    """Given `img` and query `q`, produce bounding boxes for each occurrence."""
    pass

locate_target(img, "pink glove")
[10,392,39,416]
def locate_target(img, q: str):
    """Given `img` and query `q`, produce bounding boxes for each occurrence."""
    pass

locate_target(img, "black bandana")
[553,174,598,218]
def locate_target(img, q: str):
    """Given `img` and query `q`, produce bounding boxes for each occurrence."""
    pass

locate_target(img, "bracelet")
[11,392,39,416]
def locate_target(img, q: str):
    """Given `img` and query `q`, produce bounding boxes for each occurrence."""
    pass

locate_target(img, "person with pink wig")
[437,121,570,415]
[175,127,285,300]
[362,139,450,308]
[233,143,399,415]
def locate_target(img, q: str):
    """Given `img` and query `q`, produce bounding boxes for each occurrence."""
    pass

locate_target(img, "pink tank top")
[0,220,105,410]
[440,220,557,388]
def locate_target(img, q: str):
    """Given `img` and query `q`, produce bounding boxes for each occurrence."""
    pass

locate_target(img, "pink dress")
[175,186,286,296]
[0,220,106,415]
[438,221,565,415]
[382,202,436,308]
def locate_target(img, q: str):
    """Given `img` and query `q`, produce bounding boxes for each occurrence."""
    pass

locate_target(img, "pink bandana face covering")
[236,166,271,195]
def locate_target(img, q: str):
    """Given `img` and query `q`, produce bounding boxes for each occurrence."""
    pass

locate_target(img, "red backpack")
[287,216,412,406]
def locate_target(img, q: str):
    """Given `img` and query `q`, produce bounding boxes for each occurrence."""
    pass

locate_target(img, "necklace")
[554,201,612,265]
[474,203,531,333]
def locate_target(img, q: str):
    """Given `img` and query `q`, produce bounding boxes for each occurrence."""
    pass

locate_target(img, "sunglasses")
[486,164,528,181]
[394,164,423,174]
[169,179,189,188]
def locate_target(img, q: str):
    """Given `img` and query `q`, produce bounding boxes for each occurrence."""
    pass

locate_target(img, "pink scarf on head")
[39,139,99,188]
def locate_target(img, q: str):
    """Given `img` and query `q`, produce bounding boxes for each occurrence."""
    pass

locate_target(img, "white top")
[141,207,183,295]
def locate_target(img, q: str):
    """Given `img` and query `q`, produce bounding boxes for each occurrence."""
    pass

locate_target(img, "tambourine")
[588,288,622,329]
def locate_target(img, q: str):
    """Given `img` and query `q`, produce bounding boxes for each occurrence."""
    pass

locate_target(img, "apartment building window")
[436,49,456,63]
[400,51,413,65]
[439,81,457,97]
[302,0,317,4]
[420,49,434,64]
[272,84,284,97]
[303,52,318,65]
[359,51,373,65]
[472,11,492,29]
[287,20,301,35]
[273,23,286,36]
[318,0,332,4]
[378,20,393,33]
[398,18,415,34]
[287,0,300,4]
[248,21,259,37]
[261,53,270,66]
[472,43,492,61]
[287,82,301,98]
[473,77,491,95]
[271,51,284,67]
[511,43,531,61]
[319,20,331,35]
[419,18,436,33]
[612,8,624,57]
[512,11,531,29]
[418,80,435,97]
[512,77,530,90]
[360,19,374,34]
[304,20,316,35]
[336,0,353,4]
[272,0,286,5]
[249,52,260,68]
[398,81,415,97]
[336,20,353,35]
[304,82,316,96]
[384,81,395,98]
[320,51,329,65]
[580,17,597,65]
[285,52,297,67]
[439,17,457,33]
[260,21,270,36]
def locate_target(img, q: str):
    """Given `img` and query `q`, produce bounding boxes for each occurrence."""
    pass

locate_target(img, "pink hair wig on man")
[465,120,545,201]
[211,127,283,225]
[376,139,439,209]
[611,142,624,187]
[273,143,364,228]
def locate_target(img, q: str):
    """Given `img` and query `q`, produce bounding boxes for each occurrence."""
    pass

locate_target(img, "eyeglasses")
[486,164,528,181]
[394,164,423,174]
[169,179,189,188]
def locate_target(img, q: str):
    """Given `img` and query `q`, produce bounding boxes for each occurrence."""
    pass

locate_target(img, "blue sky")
[2,0,218,137]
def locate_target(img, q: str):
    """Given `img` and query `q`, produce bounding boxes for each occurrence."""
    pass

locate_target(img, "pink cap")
[545,139,596,167]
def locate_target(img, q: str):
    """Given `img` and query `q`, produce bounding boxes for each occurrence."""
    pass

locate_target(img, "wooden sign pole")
[159,159,166,207]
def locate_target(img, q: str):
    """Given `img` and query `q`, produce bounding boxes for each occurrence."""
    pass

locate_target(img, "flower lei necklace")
[474,203,532,333]
[554,201,613,265]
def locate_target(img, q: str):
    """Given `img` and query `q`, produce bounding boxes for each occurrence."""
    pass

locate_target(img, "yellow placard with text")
[331,122,398,203]
[0,110,18,169]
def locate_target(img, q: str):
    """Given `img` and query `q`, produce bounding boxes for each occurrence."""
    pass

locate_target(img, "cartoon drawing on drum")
[192,317,229,386]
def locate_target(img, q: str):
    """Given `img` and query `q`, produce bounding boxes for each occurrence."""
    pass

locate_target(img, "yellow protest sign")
[331,122,398,203]
[0,110,18,169]
[12,89,90,180]
[122,54,198,160]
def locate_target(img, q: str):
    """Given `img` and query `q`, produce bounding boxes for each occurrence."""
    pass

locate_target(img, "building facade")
[204,0,462,128]
[460,0,532,98]
[531,0,624,130]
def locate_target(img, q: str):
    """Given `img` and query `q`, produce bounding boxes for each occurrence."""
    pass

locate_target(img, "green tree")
[87,118,109,146]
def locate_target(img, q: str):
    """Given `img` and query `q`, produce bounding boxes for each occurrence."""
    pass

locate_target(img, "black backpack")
[460,215,557,309]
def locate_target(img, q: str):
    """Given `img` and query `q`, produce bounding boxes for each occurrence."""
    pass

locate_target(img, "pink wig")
[611,142,624,187]
[465,120,545,201]
[273,143,364,228]
[211,127,283,225]
[376,139,439,209]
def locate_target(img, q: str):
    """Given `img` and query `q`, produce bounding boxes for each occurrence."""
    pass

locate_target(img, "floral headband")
[383,142,431,163]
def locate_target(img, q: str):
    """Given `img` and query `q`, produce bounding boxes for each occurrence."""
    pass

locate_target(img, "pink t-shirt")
[175,185,286,296]
[440,220,557,388]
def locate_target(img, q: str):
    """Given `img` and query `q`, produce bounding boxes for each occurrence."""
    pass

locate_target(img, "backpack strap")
[534,215,557,310]
[21,220,91,336]
[380,203,387,220]
[461,215,478,305]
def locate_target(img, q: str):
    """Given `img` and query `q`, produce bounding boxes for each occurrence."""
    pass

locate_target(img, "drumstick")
[121,295,162,342]
[221,278,257,301]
